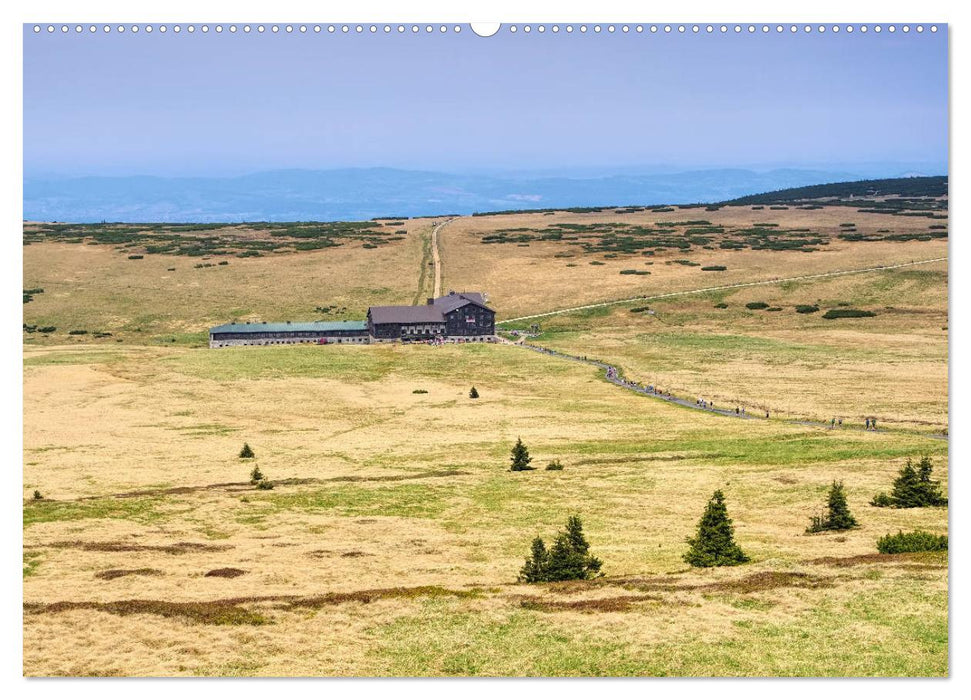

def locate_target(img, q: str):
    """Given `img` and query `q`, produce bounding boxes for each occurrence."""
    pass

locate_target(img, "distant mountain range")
[23,167,946,223]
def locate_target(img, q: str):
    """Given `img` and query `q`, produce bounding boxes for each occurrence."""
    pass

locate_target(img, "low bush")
[256,480,274,490]
[823,309,876,320]
[701,265,727,271]
[714,303,728,309]
[876,530,947,554]
[68,330,88,335]
[795,305,820,314]
[412,389,428,394]
[745,302,770,310]
[546,460,564,471]
[127,254,144,260]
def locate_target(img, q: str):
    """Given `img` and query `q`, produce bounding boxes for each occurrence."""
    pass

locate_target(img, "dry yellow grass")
[440,205,946,317]
[23,343,947,676]
[22,218,441,343]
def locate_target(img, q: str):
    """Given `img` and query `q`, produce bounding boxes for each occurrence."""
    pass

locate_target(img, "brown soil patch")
[204,568,246,578]
[94,568,163,581]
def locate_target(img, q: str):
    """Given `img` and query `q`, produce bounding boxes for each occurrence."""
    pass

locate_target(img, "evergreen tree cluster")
[469,386,479,399]
[519,515,603,583]
[239,443,255,459]
[872,457,947,508]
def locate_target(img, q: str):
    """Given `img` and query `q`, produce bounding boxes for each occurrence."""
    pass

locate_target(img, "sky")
[23,24,948,177]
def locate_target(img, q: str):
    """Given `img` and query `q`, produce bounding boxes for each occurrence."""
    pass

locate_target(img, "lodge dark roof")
[368,292,493,325]
[368,305,446,324]
[432,291,488,313]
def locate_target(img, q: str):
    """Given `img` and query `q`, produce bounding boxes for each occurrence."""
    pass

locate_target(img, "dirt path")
[496,256,947,325]
[430,218,453,298]
[509,341,946,439]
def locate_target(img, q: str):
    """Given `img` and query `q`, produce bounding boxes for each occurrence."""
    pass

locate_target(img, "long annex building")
[209,291,495,348]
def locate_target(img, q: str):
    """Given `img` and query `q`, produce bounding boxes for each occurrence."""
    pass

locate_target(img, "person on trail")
[831,417,836,429]
[865,418,870,430]
[735,407,740,415]
[871,418,877,431]
[765,410,769,419]
[838,418,843,427]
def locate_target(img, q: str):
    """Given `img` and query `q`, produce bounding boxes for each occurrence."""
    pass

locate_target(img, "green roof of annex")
[210,320,368,334]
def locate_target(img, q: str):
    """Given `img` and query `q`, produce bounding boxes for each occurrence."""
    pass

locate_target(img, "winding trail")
[509,340,946,440]
[496,256,947,325]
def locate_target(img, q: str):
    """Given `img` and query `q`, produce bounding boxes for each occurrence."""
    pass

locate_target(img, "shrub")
[546,460,564,471]
[877,530,947,554]
[32,490,43,500]
[683,490,749,567]
[872,456,947,508]
[239,443,255,459]
[412,389,428,394]
[822,309,876,320]
[807,481,858,533]
[701,265,727,271]
[518,515,603,582]
[714,303,728,309]
[510,437,534,471]
[256,479,274,490]
[68,330,88,335]
[469,386,479,399]
[795,305,819,314]
[745,302,770,310]
[38,326,56,333]
[249,465,264,484]
[127,254,144,260]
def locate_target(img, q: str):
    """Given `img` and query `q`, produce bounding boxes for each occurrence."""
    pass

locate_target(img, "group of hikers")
[520,341,884,433]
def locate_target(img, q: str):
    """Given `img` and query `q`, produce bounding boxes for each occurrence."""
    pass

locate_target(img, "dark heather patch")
[340,551,369,558]
[25,585,483,625]
[697,571,834,594]
[31,540,232,555]
[204,568,246,578]
[807,552,948,568]
[515,594,660,613]
[95,568,163,581]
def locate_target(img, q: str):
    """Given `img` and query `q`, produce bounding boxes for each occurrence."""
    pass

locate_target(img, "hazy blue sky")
[24,25,948,177]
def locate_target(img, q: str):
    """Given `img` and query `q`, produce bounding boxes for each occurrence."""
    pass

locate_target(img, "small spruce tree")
[546,459,564,471]
[32,490,43,500]
[469,386,479,399]
[510,437,534,471]
[684,490,750,567]
[807,481,858,533]
[239,443,255,459]
[519,536,550,583]
[249,465,264,485]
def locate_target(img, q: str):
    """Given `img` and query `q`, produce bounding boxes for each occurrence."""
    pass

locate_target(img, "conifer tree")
[239,443,255,459]
[469,386,479,399]
[517,515,603,582]
[807,481,858,532]
[249,465,264,485]
[684,490,750,567]
[510,437,534,471]
[519,537,550,583]
[872,456,947,508]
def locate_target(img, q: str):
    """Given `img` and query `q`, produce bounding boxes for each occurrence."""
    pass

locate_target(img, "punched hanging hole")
[470,23,501,38]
